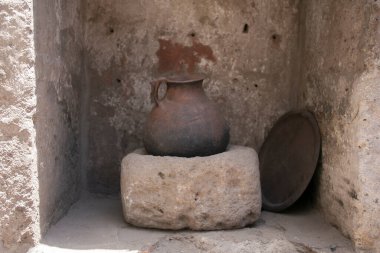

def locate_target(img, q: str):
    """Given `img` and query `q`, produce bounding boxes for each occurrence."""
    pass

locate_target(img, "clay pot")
[143,74,229,157]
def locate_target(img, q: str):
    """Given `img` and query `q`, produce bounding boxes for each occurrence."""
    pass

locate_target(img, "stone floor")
[29,195,355,253]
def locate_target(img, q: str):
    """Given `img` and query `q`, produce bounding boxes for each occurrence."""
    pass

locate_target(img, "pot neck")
[165,80,205,100]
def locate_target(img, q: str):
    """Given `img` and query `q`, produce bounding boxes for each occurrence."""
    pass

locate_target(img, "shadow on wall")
[33,0,83,236]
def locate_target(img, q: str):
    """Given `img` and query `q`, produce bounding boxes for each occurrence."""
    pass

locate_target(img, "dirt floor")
[29,195,354,253]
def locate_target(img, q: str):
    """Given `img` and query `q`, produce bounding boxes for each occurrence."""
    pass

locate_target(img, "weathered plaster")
[300,0,380,251]
[0,1,40,252]
[33,0,84,236]
[83,0,301,194]
[354,69,380,252]
[1,1,85,252]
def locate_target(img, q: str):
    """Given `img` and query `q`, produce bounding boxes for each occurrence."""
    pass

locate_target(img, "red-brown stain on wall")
[156,39,216,73]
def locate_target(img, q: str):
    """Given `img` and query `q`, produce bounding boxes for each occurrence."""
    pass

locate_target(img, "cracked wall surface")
[83,0,301,194]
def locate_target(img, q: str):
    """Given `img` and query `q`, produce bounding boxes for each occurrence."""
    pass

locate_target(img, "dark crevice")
[243,23,249,33]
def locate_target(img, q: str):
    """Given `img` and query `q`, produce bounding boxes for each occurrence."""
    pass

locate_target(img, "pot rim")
[162,73,206,84]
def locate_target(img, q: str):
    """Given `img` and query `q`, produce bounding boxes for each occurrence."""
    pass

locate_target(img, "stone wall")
[300,0,380,251]
[0,1,40,252]
[0,1,84,252]
[33,0,84,236]
[83,0,301,194]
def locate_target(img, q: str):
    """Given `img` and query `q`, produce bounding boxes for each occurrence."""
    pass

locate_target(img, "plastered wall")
[0,1,84,252]
[82,0,301,194]
[299,0,380,251]
[33,0,84,236]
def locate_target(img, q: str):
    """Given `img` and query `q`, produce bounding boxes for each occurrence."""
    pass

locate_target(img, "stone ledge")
[120,145,261,230]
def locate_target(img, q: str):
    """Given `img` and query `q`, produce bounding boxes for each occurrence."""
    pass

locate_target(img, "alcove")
[1,0,378,252]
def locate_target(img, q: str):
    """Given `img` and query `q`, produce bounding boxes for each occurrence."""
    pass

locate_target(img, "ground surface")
[29,195,354,253]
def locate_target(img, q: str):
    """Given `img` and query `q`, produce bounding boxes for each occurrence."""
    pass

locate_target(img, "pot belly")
[143,106,229,157]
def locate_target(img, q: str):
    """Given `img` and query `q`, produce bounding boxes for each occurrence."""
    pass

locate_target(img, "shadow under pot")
[143,74,230,157]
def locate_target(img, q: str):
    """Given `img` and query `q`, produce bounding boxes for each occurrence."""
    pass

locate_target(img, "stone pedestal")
[120,145,261,230]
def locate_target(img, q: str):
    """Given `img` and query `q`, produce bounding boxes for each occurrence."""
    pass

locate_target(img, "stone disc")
[259,110,321,212]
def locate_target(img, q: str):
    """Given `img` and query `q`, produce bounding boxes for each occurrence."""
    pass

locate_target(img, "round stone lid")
[259,110,321,212]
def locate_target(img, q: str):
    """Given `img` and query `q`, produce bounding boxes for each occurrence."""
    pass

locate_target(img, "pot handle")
[151,78,167,106]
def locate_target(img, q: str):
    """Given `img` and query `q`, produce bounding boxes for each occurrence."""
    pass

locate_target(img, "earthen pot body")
[143,74,229,157]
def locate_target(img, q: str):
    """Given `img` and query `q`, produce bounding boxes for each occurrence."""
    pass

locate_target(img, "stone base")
[120,145,261,230]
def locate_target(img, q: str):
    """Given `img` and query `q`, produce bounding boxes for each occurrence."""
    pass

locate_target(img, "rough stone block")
[121,145,261,230]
